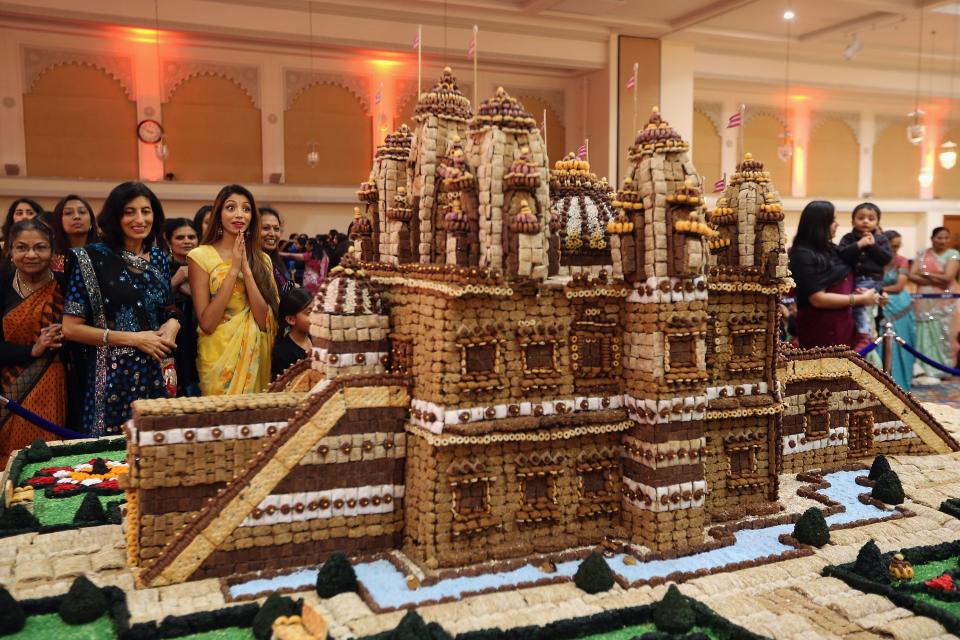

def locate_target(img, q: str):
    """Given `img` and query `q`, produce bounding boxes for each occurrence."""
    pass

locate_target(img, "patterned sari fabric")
[867,256,916,391]
[0,278,66,464]
[65,243,175,436]
[914,248,960,379]
[189,245,277,395]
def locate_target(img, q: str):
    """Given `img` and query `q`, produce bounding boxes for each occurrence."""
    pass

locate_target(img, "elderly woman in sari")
[0,220,65,464]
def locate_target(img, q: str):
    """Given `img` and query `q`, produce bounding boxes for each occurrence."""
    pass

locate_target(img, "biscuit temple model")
[124,69,958,588]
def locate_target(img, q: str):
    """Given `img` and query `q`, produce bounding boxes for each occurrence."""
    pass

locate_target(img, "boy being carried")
[838,202,892,349]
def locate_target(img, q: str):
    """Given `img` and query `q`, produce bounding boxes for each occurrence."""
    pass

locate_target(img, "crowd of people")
[0,183,353,463]
[787,200,958,392]
[0,185,957,464]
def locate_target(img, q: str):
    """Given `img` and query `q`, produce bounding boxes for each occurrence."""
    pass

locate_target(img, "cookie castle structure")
[124,82,957,587]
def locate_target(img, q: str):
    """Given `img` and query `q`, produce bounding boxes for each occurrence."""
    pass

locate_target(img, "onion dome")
[550,154,614,252]
[375,123,414,161]
[442,196,469,232]
[350,206,372,235]
[504,147,541,189]
[731,152,770,184]
[357,171,378,203]
[607,176,640,235]
[387,186,413,222]
[311,266,383,316]
[672,179,716,238]
[469,87,538,134]
[509,198,540,235]
[709,196,735,225]
[437,135,475,192]
[414,67,472,123]
[629,107,688,157]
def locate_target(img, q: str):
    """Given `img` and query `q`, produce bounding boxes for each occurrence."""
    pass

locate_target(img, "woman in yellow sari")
[188,185,278,395]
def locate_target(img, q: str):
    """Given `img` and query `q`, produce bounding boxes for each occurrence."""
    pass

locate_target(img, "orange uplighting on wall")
[357,55,412,148]
[788,104,811,197]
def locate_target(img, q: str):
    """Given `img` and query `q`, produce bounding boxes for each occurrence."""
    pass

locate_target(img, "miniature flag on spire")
[467,25,477,59]
[626,72,636,90]
[726,111,742,128]
[412,30,421,50]
[713,175,726,193]
[576,142,588,160]
[375,83,383,106]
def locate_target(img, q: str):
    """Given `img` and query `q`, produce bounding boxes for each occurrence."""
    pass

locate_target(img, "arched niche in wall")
[935,126,960,200]
[872,121,920,199]
[808,119,859,198]
[162,75,262,183]
[284,83,372,186]
[743,113,792,195]
[516,96,565,168]
[23,64,137,179]
[692,110,721,188]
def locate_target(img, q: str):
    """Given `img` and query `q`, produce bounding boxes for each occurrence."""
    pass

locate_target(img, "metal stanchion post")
[882,322,894,375]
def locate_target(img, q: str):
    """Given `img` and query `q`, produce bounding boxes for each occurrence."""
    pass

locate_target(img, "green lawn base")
[3,613,115,640]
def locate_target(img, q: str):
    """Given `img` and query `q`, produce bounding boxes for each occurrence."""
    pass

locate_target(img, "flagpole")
[585,138,590,162]
[632,62,639,136]
[738,103,745,161]
[417,24,423,97]
[542,108,548,153]
[472,24,478,110]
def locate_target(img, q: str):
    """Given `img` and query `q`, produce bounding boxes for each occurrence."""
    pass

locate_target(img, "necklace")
[14,269,51,298]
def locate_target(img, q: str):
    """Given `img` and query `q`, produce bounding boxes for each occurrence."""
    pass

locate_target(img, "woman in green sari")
[868,231,915,390]
[909,227,959,383]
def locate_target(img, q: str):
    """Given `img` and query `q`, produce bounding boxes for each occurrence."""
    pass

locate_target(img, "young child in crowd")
[838,202,892,348]
[271,287,314,380]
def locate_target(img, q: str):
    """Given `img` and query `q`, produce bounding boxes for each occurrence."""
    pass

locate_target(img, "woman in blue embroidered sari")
[62,182,180,436]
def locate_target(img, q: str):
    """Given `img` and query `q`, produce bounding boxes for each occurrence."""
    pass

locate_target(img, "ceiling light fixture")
[842,34,863,60]
[783,9,795,21]
[940,7,959,170]
[908,8,926,146]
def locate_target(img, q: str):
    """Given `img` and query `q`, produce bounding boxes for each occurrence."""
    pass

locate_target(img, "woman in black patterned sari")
[62,182,180,436]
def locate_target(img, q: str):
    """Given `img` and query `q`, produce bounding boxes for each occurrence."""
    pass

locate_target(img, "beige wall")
[517,96,565,166]
[23,65,137,180]
[617,37,660,184]
[743,115,791,195]
[872,122,920,199]
[162,76,263,184]
[692,110,721,189]
[808,120,859,198]
[284,83,373,187]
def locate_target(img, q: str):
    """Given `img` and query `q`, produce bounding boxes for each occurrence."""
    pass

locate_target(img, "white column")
[659,41,694,145]
[0,28,27,175]
[857,111,875,199]
[720,99,738,179]
[133,43,164,182]
[606,33,618,184]
[260,62,285,183]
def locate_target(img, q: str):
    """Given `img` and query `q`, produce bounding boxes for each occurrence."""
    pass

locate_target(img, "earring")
[217,227,223,238]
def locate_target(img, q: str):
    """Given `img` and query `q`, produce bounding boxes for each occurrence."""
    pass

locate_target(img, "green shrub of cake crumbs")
[0,586,25,635]
[316,552,358,598]
[72,492,107,525]
[853,540,890,585]
[868,454,892,481]
[58,576,108,625]
[251,593,298,640]
[0,505,38,531]
[792,507,830,547]
[24,439,52,463]
[652,585,696,634]
[574,551,616,594]
[872,471,905,505]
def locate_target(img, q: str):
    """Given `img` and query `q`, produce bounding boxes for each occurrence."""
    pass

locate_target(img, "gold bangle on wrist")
[102,328,110,345]
[849,293,855,307]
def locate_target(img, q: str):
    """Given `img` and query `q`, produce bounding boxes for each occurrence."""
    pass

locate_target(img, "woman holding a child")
[788,201,881,350]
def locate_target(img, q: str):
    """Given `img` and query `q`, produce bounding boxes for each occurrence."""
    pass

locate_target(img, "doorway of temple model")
[848,411,875,457]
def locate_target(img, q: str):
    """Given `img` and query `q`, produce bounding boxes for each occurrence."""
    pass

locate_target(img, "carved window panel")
[668,334,696,368]
[452,478,489,518]
[724,438,766,492]
[457,333,507,392]
[516,465,562,525]
[522,340,559,374]
[576,456,620,519]
[803,389,831,439]
[465,343,497,374]
[728,447,753,475]
[848,410,874,457]
[571,316,620,393]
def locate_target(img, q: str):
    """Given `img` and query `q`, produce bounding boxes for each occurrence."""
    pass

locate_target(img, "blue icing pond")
[228,469,892,607]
